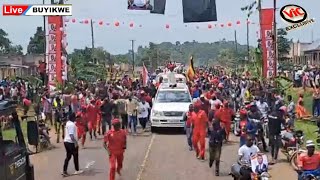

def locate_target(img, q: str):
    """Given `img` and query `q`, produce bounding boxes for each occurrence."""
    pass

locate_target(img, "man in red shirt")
[76,112,87,148]
[215,101,234,142]
[104,119,127,180]
[298,140,320,179]
[87,99,98,139]
[192,102,208,161]
[38,60,46,85]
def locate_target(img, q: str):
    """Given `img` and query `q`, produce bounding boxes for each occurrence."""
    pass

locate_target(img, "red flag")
[142,63,148,87]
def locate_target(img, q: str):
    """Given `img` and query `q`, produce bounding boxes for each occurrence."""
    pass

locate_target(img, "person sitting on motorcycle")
[256,97,269,118]
[248,103,268,152]
[238,135,260,180]
[38,119,51,145]
[238,109,253,147]
[281,124,296,151]
[298,140,320,180]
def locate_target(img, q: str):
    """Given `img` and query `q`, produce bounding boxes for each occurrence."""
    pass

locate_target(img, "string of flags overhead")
[64,18,256,29]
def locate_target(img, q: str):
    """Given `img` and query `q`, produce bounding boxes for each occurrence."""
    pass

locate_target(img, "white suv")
[150,83,192,132]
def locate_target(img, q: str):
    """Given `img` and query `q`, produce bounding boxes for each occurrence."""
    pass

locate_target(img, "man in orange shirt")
[104,119,127,180]
[215,101,234,142]
[192,102,208,161]
[298,140,320,180]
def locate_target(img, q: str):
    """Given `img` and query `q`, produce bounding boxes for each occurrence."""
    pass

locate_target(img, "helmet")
[306,140,315,147]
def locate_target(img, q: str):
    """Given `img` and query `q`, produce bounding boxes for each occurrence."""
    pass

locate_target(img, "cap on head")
[306,140,315,147]
[112,119,121,125]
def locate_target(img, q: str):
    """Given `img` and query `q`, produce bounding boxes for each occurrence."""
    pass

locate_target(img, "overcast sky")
[1,0,319,54]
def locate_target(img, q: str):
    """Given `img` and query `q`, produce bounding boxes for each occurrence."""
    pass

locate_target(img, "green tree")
[0,29,11,53]
[277,28,290,61]
[69,47,107,80]
[0,28,24,55]
[27,27,45,54]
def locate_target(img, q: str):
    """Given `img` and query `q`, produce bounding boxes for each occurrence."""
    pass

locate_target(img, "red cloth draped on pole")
[260,9,275,78]
[142,63,148,87]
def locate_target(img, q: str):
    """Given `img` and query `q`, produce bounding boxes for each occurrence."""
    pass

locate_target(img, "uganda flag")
[186,56,195,81]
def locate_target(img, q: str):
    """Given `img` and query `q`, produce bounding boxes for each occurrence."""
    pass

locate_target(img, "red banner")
[260,9,275,78]
[46,16,63,86]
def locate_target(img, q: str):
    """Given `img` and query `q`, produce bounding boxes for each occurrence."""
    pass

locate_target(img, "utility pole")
[90,19,95,49]
[90,19,96,64]
[273,0,277,76]
[130,40,135,75]
[246,17,250,61]
[234,30,238,53]
[43,0,46,61]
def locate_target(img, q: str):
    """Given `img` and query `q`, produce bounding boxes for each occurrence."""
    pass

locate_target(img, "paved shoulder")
[141,134,239,180]
[31,135,152,180]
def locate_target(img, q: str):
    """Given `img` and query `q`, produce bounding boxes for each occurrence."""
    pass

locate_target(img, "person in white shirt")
[256,97,269,118]
[209,96,222,110]
[138,99,150,131]
[237,135,260,179]
[62,113,82,176]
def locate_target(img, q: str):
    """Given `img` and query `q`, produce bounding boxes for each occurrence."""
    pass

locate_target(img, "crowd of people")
[6,61,320,180]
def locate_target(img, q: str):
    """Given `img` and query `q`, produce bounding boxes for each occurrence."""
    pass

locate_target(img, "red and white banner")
[260,8,275,78]
[46,16,63,86]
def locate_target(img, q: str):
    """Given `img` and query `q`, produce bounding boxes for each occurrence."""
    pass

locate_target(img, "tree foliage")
[27,27,45,54]
[0,28,23,55]
[69,47,108,81]
[133,40,249,68]
[277,28,290,61]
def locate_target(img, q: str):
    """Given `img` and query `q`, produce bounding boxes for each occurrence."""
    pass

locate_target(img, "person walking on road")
[126,96,139,135]
[138,98,150,132]
[101,98,116,135]
[268,105,286,164]
[209,119,225,176]
[183,104,196,151]
[192,102,208,161]
[62,113,82,176]
[104,119,127,180]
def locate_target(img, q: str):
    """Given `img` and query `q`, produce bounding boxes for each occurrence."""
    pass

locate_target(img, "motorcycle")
[281,130,305,169]
[297,170,320,180]
[230,159,252,180]
[233,112,241,136]
[251,172,271,180]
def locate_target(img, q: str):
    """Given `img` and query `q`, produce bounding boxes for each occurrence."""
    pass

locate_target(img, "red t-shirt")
[215,108,234,124]
[191,110,208,133]
[39,63,46,73]
[104,129,127,154]
[87,104,98,121]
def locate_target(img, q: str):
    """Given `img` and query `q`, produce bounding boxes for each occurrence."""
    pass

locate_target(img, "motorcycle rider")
[238,109,256,147]
[297,140,320,180]
[268,104,286,164]
[248,103,268,152]
[287,95,296,128]
[237,135,260,180]
[256,97,269,119]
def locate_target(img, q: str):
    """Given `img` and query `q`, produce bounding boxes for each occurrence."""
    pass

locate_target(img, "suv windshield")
[156,90,191,103]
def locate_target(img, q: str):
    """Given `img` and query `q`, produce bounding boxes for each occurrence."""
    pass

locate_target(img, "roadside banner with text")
[260,8,275,78]
[46,16,63,86]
